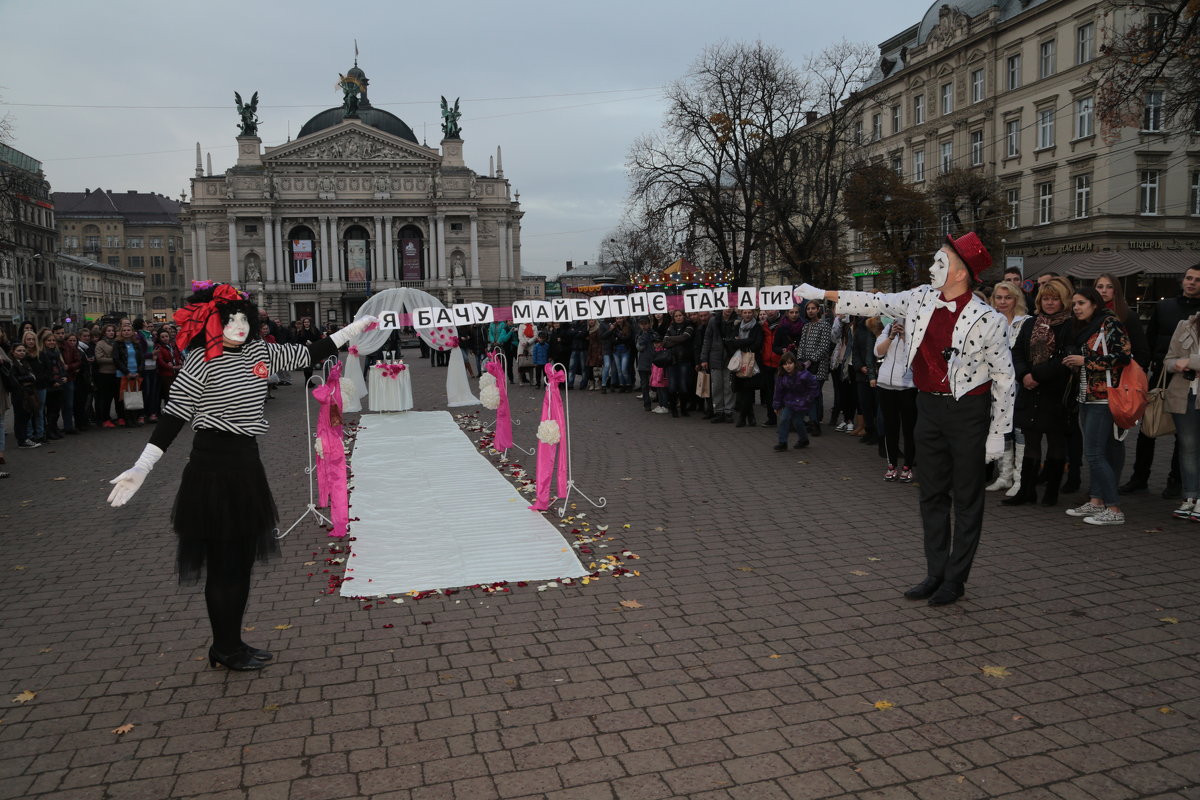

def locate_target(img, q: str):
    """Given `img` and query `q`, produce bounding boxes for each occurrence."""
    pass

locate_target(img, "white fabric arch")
[344,287,479,411]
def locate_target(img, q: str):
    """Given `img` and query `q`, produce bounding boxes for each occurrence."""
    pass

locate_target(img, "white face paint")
[223,311,250,345]
[929,249,951,290]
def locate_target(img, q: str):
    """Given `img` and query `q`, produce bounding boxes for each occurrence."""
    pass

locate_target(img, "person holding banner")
[105,283,378,671]
[795,232,1015,607]
[730,309,764,427]
[661,310,696,417]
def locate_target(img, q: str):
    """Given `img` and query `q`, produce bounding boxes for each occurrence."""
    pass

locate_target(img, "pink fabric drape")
[312,362,350,538]
[485,352,513,451]
[529,364,568,512]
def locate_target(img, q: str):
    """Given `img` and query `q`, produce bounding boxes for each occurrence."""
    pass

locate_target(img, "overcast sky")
[1,0,920,277]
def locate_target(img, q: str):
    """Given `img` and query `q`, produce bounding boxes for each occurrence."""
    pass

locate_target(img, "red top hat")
[945,232,992,280]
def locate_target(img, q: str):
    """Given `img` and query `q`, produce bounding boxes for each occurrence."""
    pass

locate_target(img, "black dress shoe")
[208,646,266,671]
[241,643,273,661]
[1119,479,1148,494]
[928,584,965,606]
[903,577,941,600]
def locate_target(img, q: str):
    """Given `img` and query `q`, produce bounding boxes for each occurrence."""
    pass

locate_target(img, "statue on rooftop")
[440,96,462,138]
[235,91,259,136]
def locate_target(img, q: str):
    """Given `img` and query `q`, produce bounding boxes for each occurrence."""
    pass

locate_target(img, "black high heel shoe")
[208,646,266,671]
[241,642,273,661]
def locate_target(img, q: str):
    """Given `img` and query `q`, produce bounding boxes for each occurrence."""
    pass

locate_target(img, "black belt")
[922,391,954,397]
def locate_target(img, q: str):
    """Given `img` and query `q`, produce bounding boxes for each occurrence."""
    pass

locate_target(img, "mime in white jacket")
[795,233,1015,607]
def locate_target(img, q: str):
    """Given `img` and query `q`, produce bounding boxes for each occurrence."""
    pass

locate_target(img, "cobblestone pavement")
[2,358,1198,800]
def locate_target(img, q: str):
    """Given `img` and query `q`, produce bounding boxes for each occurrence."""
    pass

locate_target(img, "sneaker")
[1083,508,1125,526]
[1066,501,1104,517]
[835,421,851,432]
[116,419,126,427]
[1173,499,1196,520]
[884,464,898,481]
[899,467,914,483]
[652,406,670,414]
[102,420,116,429]
[18,440,41,449]
[635,394,644,400]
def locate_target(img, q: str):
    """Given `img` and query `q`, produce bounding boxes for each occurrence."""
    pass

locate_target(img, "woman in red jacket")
[154,328,183,405]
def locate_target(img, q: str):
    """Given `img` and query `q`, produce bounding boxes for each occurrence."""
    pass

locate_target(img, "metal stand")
[278,371,333,539]
[481,350,531,458]
[549,362,606,518]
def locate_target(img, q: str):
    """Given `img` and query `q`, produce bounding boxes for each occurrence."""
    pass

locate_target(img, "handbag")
[727,351,743,373]
[731,350,759,379]
[1099,327,1147,436]
[695,370,711,398]
[652,347,674,368]
[121,375,145,412]
[1141,365,1175,438]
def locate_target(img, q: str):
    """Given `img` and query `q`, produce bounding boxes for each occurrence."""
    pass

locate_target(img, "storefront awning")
[1023,249,1198,280]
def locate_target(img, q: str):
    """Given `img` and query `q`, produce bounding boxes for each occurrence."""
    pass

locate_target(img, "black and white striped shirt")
[149,339,336,451]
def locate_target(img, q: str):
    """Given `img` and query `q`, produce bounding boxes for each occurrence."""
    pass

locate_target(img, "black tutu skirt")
[171,428,280,583]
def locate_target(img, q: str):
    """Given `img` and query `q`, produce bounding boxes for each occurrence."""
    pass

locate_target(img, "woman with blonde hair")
[986,281,1031,494]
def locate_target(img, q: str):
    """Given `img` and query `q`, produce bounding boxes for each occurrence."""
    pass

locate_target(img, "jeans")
[805,379,826,425]
[141,369,160,416]
[60,380,76,432]
[568,351,588,389]
[30,389,46,439]
[614,349,632,386]
[1172,393,1199,499]
[1079,402,1125,507]
[601,354,615,387]
[777,406,809,446]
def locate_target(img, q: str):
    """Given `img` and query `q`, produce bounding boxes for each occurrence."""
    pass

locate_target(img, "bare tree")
[598,214,674,284]
[928,167,1006,258]
[1093,0,1200,137]
[628,41,810,286]
[843,163,939,291]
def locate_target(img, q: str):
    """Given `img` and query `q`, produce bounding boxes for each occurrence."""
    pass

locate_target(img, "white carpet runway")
[341,411,587,596]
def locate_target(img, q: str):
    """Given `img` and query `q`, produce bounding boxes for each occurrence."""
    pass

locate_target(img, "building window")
[941,83,954,115]
[1074,97,1094,138]
[105,236,120,248]
[854,119,864,144]
[971,69,985,103]
[1140,170,1160,214]
[107,256,119,267]
[914,149,926,182]
[1192,171,1200,215]
[449,222,464,232]
[892,105,901,133]
[1143,90,1164,131]
[242,225,256,235]
[939,214,953,237]
[1076,23,1094,64]
[128,256,144,269]
[1006,119,1021,157]
[940,141,953,174]
[150,236,164,248]
[1074,174,1092,218]
[127,237,143,249]
[1037,109,1055,149]
[1007,54,1022,90]
[872,113,882,141]
[1038,182,1054,224]
[914,94,925,125]
[152,274,164,286]
[892,156,903,176]
[1039,40,1056,79]
[151,256,164,268]
[970,130,984,165]
[1007,188,1020,229]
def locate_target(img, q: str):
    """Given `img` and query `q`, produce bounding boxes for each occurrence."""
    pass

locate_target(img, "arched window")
[343,224,371,284]
[396,224,425,281]
[287,225,317,284]
[151,295,168,308]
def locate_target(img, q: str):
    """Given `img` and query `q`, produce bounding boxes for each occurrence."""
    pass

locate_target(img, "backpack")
[1100,325,1148,432]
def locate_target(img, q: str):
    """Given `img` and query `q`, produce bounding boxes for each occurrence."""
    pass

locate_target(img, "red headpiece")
[945,232,992,280]
[174,284,246,360]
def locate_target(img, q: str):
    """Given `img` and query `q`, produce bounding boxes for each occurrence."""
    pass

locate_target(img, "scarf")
[174,284,246,360]
[737,318,758,338]
[1029,308,1071,365]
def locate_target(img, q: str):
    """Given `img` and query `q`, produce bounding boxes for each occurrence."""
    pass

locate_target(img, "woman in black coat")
[729,308,764,427]
[1004,278,1074,506]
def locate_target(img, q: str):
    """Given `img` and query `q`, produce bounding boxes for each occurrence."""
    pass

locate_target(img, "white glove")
[332,315,380,348]
[107,443,164,507]
[794,283,825,302]
[985,434,1005,464]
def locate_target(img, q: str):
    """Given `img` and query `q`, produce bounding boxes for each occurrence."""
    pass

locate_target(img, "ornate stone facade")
[181,67,523,325]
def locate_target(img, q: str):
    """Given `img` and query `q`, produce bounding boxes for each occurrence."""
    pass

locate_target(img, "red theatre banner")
[401,238,421,281]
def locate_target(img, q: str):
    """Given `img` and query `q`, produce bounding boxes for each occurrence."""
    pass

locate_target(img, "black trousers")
[914,392,990,588]
[831,370,856,423]
[879,387,918,467]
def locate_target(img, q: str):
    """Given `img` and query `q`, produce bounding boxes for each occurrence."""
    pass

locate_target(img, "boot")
[1062,462,1081,494]
[1001,458,1040,506]
[851,414,866,436]
[1040,459,1065,506]
[747,411,757,427]
[986,442,1015,491]
[735,411,747,428]
[1004,443,1025,496]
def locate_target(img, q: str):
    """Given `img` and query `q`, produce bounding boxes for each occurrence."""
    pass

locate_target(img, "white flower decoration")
[479,384,501,410]
[537,419,561,445]
[479,373,497,391]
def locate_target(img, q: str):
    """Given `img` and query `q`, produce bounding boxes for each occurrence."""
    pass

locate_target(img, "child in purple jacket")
[773,351,821,451]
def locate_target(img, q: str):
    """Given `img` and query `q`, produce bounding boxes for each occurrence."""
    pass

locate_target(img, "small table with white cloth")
[367,359,413,412]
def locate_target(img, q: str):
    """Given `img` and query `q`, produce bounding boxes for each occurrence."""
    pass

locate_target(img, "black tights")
[204,538,259,653]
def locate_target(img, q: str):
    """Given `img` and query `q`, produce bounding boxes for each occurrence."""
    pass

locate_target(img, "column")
[264,216,277,282]
[189,224,200,284]
[469,215,480,287]
[426,215,437,281]
[320,216,332,283]
[197,222,209,281]
[372,216,383,283]
[227,217,239,284]
[506,222,516,281]
[383,217,394,282]
[332,218,342,282]
[498,222,509,279]
[435,214,447,282]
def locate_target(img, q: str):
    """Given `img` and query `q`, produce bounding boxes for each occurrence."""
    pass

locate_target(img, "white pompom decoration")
[536,419,561,445]
[339,377,357,409]
[479,373,497,391]
[480,384,501,410]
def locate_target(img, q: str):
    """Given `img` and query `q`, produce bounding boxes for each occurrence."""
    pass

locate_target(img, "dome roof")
[297,105,418,142]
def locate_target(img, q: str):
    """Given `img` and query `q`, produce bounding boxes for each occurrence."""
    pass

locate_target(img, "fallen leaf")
[653,526,664,532]
[273,624,292,631]
[12,566,25,571]
[1159,617,1179,624]
[619,599,643,609]
[867,557,882,562]
[241,627,256,632]
[11,690,36,704]
[620,477,633,481]
[303,561,316,566]
[52,477,67,481]
[112,723,135,735]
[873,700,894,710]
[262,704,280,712]
[768,654,782,659]
[38,648,51,654]
[849,570,869,576]
[735,566,755,572]
[1158,706,1175,714]
[981,665,1011,678]
[1011,715,1024,721]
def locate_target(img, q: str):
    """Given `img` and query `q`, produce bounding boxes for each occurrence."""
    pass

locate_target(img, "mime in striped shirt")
[106,281,377,672]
